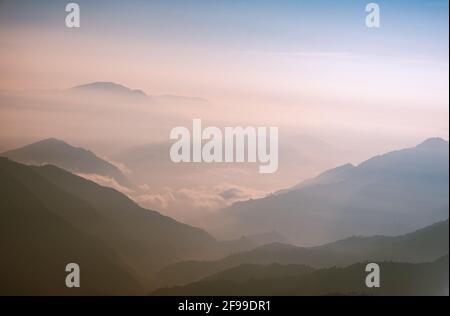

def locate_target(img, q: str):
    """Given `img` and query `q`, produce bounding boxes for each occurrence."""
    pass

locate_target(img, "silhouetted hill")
[0,158,141,295]
[223,138,449,245]
[0,158,254,294]
[153,256,449,296]
[151,220,448,290]
[1,138,132,187]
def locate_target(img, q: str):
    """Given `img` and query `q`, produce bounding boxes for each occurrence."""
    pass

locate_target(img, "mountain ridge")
[150,219,449,290]
[220,138,449,245]
[153,255,449,296]
[1,138,132,188]
[0,158,256,294]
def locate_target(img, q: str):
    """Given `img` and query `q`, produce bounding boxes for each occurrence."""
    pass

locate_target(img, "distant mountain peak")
[70,82,147,96]
[416,137,448,149]
[34,138,69,146]
[1,138,132,188]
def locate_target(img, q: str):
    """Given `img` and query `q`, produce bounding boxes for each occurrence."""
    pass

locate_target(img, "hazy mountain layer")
[151,219,448,290]
[1,138,132,188]
[153,256,449,296]
[221,138,449,245]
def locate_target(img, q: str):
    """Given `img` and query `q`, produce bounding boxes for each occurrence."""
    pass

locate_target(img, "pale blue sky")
[1,0,448,61]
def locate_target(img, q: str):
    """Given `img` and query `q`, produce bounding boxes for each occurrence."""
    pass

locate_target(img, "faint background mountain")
[1,138,133,188]
[69,81,207,104]
[70,82,147,97]
[219,138,449,245]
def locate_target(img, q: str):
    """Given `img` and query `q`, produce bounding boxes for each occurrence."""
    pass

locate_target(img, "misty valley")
[0,0,448,298]
[0,131,448,296]
[169,119,279,173]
